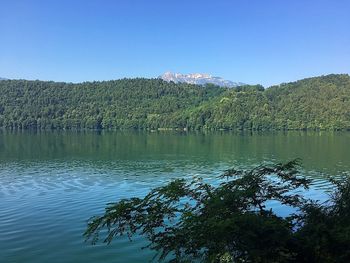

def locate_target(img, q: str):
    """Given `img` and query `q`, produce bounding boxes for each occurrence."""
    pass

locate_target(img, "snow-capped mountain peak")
[159,72,244,87]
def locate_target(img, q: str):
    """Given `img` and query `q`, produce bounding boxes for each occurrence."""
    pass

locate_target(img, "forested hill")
[164,74,350,130]
[0,74,349,130]
[0,78,224,130]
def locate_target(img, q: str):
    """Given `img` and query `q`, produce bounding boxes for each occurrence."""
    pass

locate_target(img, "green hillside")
[164,74,350,130]
[0,78,224,130]
[0,74,349,130]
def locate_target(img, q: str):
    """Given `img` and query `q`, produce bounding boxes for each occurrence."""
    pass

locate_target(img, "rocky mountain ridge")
[159,72,245,87]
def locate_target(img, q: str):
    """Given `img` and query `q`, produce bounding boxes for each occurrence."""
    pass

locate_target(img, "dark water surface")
[1,131,349,262]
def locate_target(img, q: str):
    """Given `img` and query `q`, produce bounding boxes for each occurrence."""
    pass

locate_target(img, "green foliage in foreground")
[1,74,350,130]
[84,160,350,263]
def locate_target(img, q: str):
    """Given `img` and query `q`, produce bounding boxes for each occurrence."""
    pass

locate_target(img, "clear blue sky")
[1,0,349,86]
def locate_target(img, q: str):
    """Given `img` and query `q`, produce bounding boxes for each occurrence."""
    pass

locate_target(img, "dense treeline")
[0,74,349,130]
[0,78,224,130]
[161,74,350,130]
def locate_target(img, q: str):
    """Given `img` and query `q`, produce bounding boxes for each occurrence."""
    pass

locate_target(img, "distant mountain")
[159,72,245,87]
[0,77,7,81]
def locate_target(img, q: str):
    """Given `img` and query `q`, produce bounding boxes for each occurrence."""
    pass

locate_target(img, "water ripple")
[1,131,350,262]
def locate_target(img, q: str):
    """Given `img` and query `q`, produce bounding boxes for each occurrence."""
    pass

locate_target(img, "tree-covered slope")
[266,74,350,130]
[164,74,350,130]
[0,78,224,129]
[0,74,349,130]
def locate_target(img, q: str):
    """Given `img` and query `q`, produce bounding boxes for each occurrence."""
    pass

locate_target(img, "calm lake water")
[1,131,350,262]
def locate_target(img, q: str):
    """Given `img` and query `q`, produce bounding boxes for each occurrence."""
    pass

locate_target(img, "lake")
[1,131,350,262]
